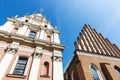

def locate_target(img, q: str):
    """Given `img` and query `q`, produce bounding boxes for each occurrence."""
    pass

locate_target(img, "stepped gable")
[75,24,120,57]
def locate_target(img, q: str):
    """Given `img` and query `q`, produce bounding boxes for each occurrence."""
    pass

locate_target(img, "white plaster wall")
[0,53,14,80]
[54,33,60,43]
[0,21,13,32]
[17,25,28,35]
[9,55,19,74]
[39,29,45,40]
[53,61,63,80]
[25,28,30,36]
[36,31,40,39]
[28,58,40,80]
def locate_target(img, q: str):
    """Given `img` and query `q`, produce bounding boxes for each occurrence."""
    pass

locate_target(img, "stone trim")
[76,50,120,61]
[6,47,18,54]
[33,52,43,58]
[52,56,63,62]
[6,74,26,79]
[7,17,60,33]
[0,31,65,50]
[40,75,50,78]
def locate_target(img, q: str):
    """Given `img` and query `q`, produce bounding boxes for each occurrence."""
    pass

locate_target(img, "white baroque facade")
[0,12,65,80]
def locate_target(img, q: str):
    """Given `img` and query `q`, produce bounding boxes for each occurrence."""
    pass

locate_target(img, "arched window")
[71,71,76,80]
[90,64,102,80]
[11,27,18,34]
[114,66,120,78]
[43,62,49,76]
[46,35,51,43]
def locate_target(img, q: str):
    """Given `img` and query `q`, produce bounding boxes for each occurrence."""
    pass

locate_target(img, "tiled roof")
[75,24,120,57]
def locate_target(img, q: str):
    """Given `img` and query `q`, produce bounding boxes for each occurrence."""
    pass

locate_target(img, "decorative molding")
[33,52,42,58]
[0,42,9,48]
[19,46,34,53]
[6,74,26,79]
[52,56,63,62]
[76,51,120,61]
[40,75,50,78]
[6,47,18,54]
[46,29,53,35]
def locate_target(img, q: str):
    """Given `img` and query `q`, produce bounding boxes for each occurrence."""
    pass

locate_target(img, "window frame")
[13,57,28,76]
[90,64,103,80]
[29,31,36,39]
[114,66,120,78]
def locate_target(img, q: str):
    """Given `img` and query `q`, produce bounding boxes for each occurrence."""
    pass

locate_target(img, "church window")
[46,35,51,42]
[45,25,47,28]
[43,62,49,76]
[29,31,36,39]
[115,66,120,78]
[25,19,28,22]
[11,27,18,34]
[71,71,76,80]
[13,57,28,76]
[90,64,101,80]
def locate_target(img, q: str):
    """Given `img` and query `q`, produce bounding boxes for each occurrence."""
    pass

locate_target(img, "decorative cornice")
[7,17,60,33]
[0,29,65,51]
[76,50,120,61]
[7,74,26,79]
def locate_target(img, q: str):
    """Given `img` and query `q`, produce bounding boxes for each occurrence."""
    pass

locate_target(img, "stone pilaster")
[28,46,42,80]
[53,49,63,80]
[0,45,18,80]
[39,29,45,40]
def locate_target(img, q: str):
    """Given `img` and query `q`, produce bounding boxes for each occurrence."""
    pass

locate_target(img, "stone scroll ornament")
[6,47,18,54]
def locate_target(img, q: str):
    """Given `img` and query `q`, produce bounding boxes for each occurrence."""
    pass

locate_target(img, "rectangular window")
[29,31,36,39]
[13,57,28,76]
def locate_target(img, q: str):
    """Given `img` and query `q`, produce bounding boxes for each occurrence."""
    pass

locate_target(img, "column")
[17,25,28,35]
[39,29,45,40]
[0,47,17,80]
[28,46,42,80]
[53,32,60,43]
[53,49,63,80]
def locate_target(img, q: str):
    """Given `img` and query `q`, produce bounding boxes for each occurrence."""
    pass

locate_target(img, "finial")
[55,26,57,29]
[33,11,36,14]
[40,9,43,14]
[48,20,51,24]
[24,13,29,17]
[15,15,18,18]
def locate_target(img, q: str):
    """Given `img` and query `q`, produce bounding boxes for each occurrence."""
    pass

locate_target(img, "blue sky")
[0,0,120,69]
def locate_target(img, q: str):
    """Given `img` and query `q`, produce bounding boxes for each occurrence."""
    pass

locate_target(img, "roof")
[75,24,120,57]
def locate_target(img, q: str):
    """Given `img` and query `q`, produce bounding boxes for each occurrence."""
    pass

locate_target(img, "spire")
[75,24,120,57]
[40,9,43,14]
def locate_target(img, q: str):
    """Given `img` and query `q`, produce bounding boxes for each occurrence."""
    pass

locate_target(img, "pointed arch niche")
[90,64,103,80]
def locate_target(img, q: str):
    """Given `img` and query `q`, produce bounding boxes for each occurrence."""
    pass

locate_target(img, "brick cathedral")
[64,24,120,80]
[0,13,65,80]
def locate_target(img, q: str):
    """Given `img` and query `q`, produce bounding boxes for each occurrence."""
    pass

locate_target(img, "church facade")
[0,13,65,80]
[64,24,120,80]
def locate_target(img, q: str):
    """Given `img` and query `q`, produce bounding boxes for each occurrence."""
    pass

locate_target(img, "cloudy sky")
[0,0,120,70]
